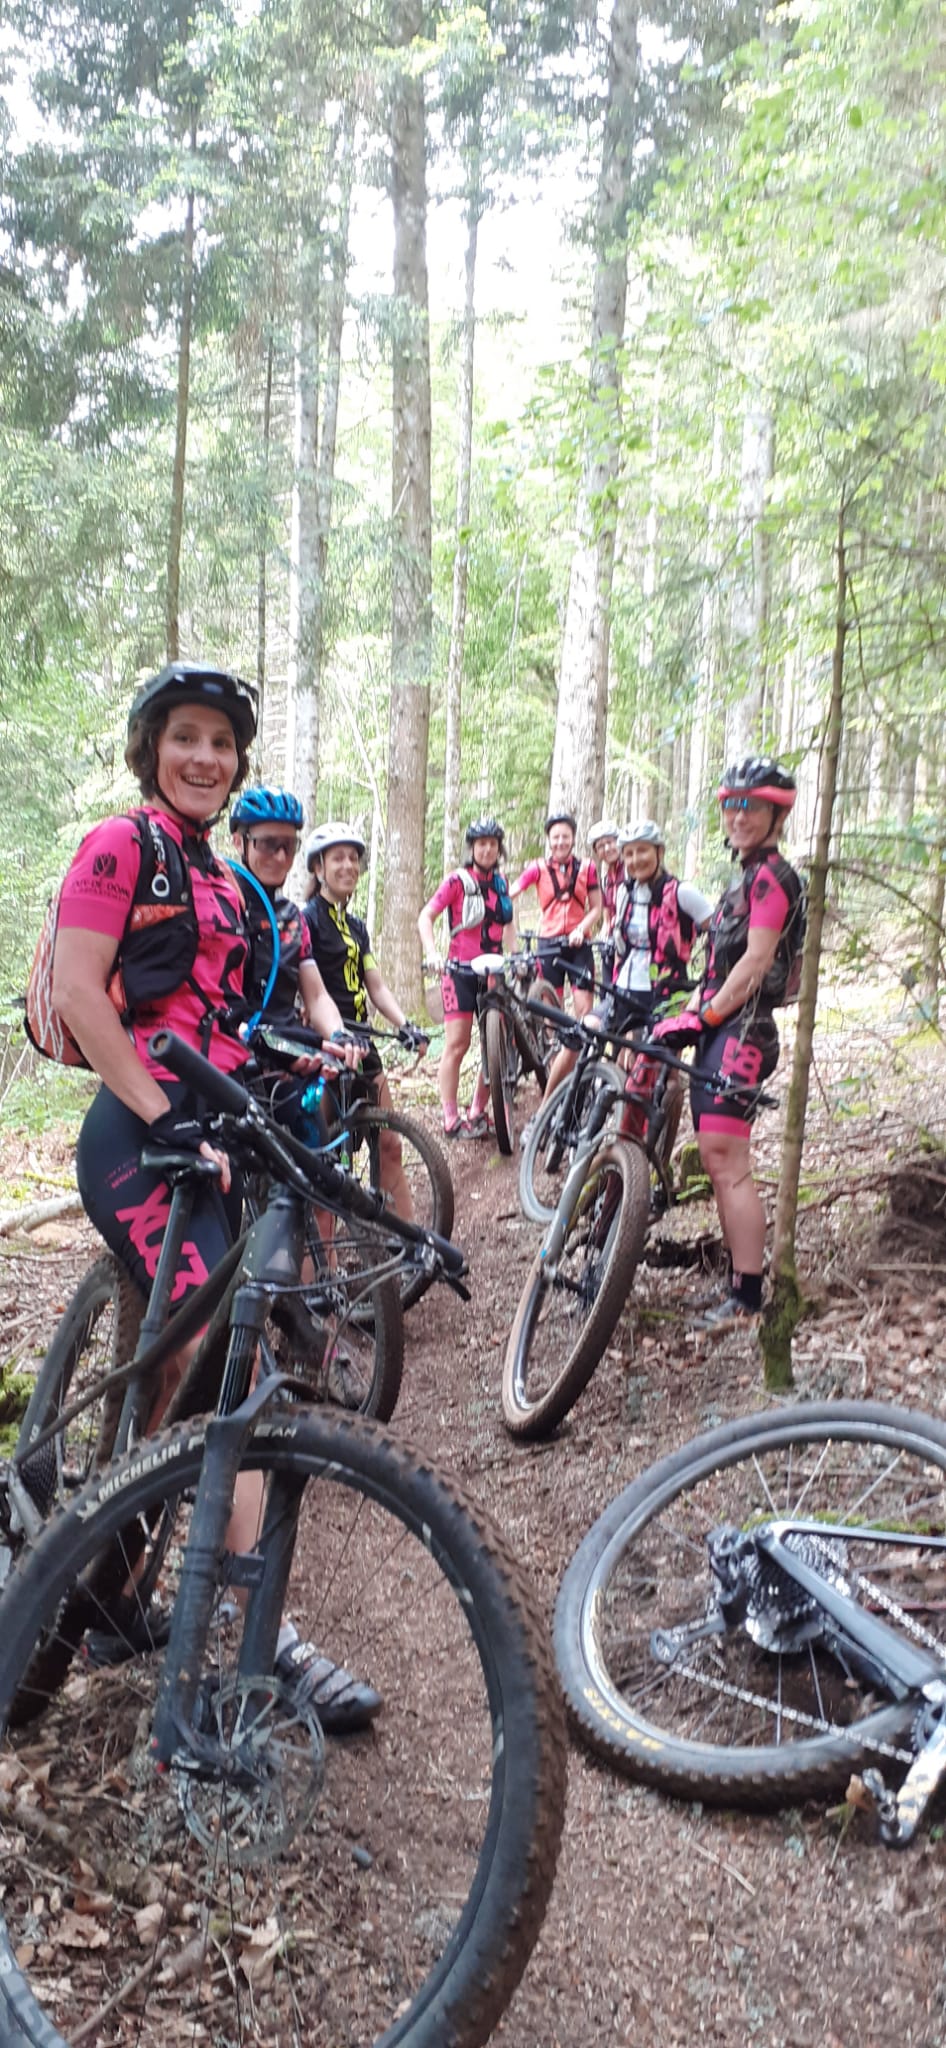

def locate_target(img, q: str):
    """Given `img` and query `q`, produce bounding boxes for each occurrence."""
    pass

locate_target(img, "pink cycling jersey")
[426,870,509,964]
[58,806,249,1079]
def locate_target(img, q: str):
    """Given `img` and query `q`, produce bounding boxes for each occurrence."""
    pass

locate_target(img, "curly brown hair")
[125,710,250,802]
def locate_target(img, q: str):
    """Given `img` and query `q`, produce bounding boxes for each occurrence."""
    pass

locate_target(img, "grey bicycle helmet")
[305,821,368,871]
[718,757,797,809]
[230,788,304,832]
[620,818,664,848]
[127,663,258,746]
[464,817,506,857]
[546,810,577,835]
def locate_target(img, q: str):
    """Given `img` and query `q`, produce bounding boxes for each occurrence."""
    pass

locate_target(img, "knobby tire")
[0,1410,567,2048]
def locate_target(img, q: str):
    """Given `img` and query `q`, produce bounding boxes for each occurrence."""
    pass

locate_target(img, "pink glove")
[650,1010,706,1049]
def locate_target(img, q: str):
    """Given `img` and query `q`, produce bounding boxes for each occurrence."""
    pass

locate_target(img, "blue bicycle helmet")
[230,788,305,832]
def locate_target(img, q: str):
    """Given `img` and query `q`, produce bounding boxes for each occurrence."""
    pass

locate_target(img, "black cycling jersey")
[304,893,377,1026]
[243,888,309,1025]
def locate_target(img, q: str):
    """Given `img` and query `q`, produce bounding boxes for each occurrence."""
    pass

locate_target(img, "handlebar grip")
[148,1031,254,1116]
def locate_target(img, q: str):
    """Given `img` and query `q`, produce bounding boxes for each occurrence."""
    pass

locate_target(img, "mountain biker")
[612,820,712,1024]
[509,812,601,1021]
[229,788,350,1039]
[304,821,427,1215]
[587,818,622,974]
[651,757,804,1332]
[522,819,711,1145]
[51,664,378,1730]
[417,818,513,1138]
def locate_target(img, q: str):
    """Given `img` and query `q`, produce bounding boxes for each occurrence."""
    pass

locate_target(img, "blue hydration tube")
[225,857,282,1035]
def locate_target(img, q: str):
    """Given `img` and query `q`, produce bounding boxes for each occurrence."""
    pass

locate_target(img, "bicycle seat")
[139,1148,223,1183]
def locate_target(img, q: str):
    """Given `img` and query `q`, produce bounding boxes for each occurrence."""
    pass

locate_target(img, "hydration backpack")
[25,811,200,1066]
[449,866,512,951]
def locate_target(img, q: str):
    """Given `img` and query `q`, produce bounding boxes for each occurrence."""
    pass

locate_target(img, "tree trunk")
[726,399,774,759]
[286,123,354,816]
[761,497,848,1389]
[255,321,274,752]
[287,251,321,812]
[382,0,432,1007]
[684,412,726,876]
[165,155,196,662]
[549,0,638,823]
[443,173,480,874]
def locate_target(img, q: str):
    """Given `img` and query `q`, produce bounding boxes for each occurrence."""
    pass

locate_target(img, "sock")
[443,1098,459,1128]
[731,1270,762,1311]
[276,1620,298,1658]
[469,1076,490,1117]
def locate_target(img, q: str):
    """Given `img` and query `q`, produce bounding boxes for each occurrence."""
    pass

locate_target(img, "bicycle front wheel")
[0,1411,566,2048]
[503,1140,650,1440]
[485,1005,517,1154]
[13,1255,145,1528]
[519,1061,624,1226]
[554,1400,946,1806]
[345,1105,455,1308]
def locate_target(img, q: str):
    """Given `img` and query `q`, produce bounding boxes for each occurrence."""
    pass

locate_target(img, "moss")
[0,1368,32,1448]
[760,1269,806,1392]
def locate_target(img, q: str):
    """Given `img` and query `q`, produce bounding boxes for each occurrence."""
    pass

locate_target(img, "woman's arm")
[52,928,172,1124]
[364,965,415,1035]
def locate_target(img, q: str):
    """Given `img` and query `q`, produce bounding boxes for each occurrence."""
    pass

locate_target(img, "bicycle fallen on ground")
[555,1399,946,1850]
[0,1030,567,2047]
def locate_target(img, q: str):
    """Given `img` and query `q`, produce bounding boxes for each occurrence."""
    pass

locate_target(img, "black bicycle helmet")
[546,810,577,835]
[465,817,506,857]
[718,756,796,809]
[230,788,304,832]
[128,663,259,747]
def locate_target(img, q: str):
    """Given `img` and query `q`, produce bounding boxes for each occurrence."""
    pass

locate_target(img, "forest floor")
[2,996,946,2047]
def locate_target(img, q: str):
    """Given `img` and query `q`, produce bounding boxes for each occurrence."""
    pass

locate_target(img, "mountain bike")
[252,1019,454,1310]
[518,992,685,1225]
[470,939,561,1154]
[0,1029,567,2048]
[554,1400,946,1848]
[503,1041,775,1440]
[7,1026,453,1559]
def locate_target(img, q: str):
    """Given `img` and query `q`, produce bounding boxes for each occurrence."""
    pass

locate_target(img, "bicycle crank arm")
[862,1715,946,1849]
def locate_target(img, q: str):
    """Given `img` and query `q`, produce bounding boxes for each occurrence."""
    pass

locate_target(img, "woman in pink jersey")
[417,817,513,1137]
[52,662,379,1729]
[651,757,803,1331]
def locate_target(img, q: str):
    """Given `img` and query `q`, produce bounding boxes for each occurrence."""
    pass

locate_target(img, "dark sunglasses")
[720,795,770,814]
[248,833,299,856]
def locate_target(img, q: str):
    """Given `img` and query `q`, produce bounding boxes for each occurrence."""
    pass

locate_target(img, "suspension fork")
[149,1189,309,1767]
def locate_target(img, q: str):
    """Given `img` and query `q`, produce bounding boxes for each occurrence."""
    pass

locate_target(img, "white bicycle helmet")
[305,821,368,871]
[620,819,664,848]
[587,818,620,851]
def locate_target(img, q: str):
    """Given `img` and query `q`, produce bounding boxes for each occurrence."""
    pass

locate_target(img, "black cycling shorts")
[76,1082,244,1301]
[538,938,595,994]
[441,961,481,1021]
[690,1013,780,1134]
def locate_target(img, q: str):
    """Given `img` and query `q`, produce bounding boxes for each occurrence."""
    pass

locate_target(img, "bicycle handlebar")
[147,1031,466,1277]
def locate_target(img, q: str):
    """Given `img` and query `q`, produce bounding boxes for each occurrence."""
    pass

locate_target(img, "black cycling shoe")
[82,1603,171,1667]
[275,1639,382,1734]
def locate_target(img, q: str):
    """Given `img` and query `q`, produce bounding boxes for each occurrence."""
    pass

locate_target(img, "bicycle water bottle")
[299,1077,326,1147]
